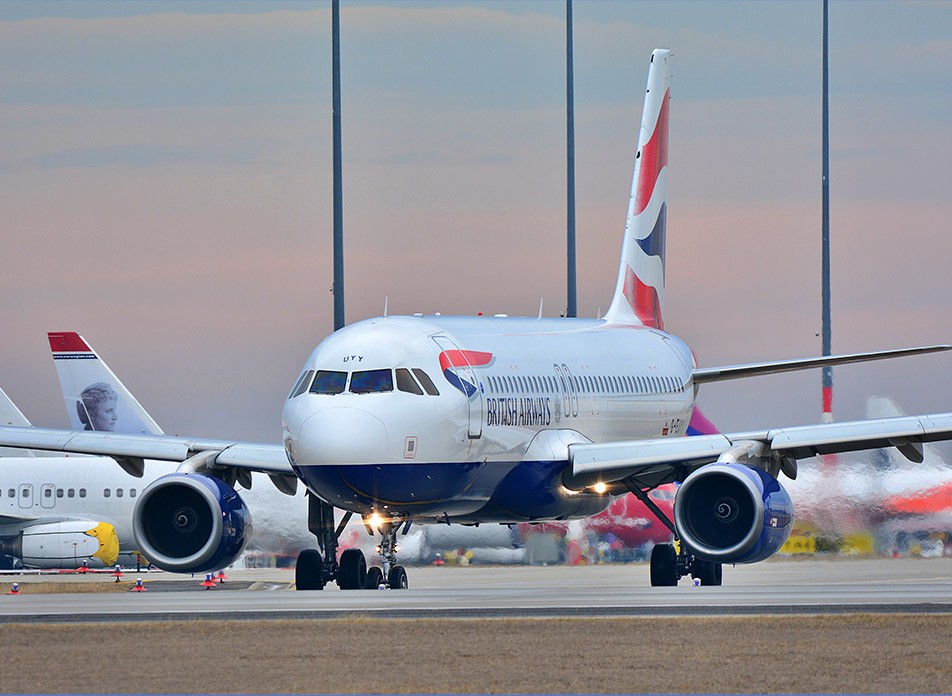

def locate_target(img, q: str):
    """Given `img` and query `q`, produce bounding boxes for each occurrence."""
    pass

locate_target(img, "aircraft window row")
[484,373,684,396]
[9,488,88,498]
[102,488,137,498]
[289,368,440,398]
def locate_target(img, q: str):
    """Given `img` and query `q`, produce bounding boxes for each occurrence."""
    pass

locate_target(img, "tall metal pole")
[821,0,832,422]
[332,0,345,331]
[565,0,577,318]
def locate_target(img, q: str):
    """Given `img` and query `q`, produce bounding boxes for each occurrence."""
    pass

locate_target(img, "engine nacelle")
[673,462,793,564]
[133,473,252,573]
[1,520,120,569]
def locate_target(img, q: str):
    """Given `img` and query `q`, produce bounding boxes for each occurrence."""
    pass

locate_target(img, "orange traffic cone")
[216,570,227,583]
[200,573,217,589]
[112,565,123,583]
[131,578,147,592]
[6,582,19,595]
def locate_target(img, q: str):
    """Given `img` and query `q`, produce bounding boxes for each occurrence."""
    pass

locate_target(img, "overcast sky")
[1,0,950,443]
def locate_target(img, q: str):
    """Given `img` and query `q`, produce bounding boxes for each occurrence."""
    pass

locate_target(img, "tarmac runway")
[2,557,951,623]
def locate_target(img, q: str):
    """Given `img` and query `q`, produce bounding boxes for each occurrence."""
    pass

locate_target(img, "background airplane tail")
[48,332,164,435]
[605,48,671,328]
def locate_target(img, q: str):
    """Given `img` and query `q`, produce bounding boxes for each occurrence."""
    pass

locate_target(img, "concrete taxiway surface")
[1,557,950,622]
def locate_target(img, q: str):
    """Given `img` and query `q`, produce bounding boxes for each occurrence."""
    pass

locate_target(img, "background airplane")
[0,386,122,569]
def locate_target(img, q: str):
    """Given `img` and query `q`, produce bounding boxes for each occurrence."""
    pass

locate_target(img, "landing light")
[592,482,608,495]
[368,512,383,531]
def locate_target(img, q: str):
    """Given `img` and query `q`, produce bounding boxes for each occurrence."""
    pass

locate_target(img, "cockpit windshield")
[290,367,438,398]
[349,369,394,394]
[309,370,347,395]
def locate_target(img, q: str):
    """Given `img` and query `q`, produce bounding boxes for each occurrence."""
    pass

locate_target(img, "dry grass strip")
[1,614,950,694]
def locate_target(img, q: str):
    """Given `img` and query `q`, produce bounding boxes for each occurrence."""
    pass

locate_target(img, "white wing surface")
[567,412,952,489]
[0,426,292,474]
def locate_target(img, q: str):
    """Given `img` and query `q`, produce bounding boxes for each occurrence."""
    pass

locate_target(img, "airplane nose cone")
[289,407,389,465]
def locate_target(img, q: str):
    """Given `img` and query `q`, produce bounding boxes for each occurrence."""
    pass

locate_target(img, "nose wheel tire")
[388,564,409,590]
[337,548,367,590]
[365,565,385,589]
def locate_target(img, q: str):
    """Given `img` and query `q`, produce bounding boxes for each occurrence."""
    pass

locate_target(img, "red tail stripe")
[48,332,91,353]
[634,89,670,216]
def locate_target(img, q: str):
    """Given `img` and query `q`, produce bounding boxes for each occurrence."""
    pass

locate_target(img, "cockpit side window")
[310,370,347,395]
[412,368,440,396]
[289,370,315,398]
[350,369,393,394]
[396,368,424,395]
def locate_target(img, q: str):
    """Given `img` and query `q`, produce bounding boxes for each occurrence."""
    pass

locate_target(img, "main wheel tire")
[649,543,679,587]
[692,558,723,586]
[365,566,384,590]
[295,548,325,590]
[337,548,367,590]
[388,564,409,590]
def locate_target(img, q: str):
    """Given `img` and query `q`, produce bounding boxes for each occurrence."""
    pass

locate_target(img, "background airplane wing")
[0,426,293,474]
[567,412,952,489]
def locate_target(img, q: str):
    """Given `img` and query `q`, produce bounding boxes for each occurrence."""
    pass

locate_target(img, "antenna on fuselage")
[565,0,577,318]
[820,0,833,423]
[332,0,345,332]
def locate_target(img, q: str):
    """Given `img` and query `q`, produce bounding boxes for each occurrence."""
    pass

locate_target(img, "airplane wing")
[566,412,952,490]
[0,426,293,474]
[693,345,950,384]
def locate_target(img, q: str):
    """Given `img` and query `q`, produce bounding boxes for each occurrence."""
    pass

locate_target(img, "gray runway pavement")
[1,557,950,622]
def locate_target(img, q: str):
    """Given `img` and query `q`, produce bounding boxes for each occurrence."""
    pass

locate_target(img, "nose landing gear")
[293,495,412,590]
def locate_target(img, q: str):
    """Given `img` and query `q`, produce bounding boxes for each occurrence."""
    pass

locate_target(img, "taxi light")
[592,482,608,495]
[368,512,383,531]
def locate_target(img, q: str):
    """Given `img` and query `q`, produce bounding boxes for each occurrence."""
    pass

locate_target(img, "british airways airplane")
[3,49,952,590]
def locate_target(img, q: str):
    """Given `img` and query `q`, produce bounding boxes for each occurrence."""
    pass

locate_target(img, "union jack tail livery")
[605,48,670,329]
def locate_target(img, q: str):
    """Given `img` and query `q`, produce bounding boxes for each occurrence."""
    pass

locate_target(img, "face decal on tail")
[48,331,164,435]
[438,350,493,398]
[605,49,671,330]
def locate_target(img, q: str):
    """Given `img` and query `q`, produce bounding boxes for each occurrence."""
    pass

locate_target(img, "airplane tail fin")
[48,332,164,435]
[0,386,31,428]
[605,48,671,328]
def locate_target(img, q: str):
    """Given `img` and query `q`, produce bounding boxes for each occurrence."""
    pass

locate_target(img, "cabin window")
[350,369,393,394]
[56,488,64,498]
[116,489,124,498]
[7,489,13,498]
[43,488,52,498]
[310,370,347,395]
[68,489,75,498]
[103,489,111,498]
[412,369,440,396]
[79,488,87,498]
[396,368,424,395]
[130,489,137,498]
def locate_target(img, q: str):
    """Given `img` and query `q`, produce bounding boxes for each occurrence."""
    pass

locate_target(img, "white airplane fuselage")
[0,456,173,568]
[283,316,695,524]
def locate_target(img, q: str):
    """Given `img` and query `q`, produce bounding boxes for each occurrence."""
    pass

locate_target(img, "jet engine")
[673,462,793,564]
[132,473,251,573]
[0,520,120,569]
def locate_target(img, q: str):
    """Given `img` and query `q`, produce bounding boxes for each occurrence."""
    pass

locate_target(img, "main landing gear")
[624,482,723,587]
[649,542,723,587]
[294,494,410,591]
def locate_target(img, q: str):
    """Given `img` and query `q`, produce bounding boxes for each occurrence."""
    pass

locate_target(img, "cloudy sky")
[1,0,950,444]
